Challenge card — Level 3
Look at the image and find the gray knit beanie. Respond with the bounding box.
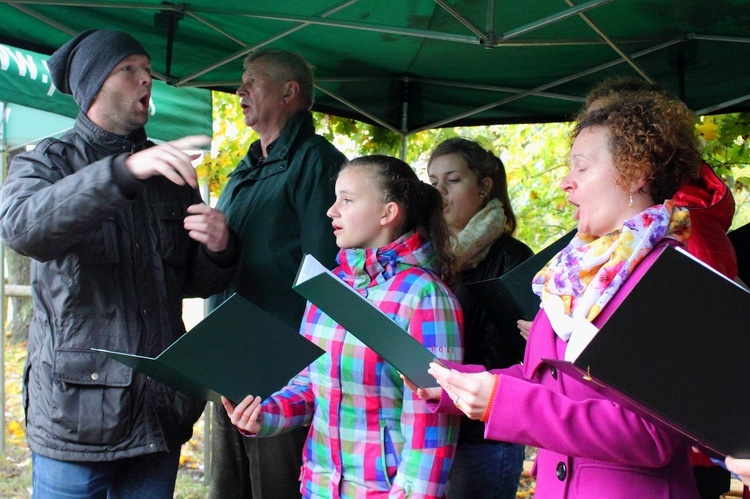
[48,29,150,113]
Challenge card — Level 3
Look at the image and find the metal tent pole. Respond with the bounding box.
[1,101,7,455]
[201,180,212,484]
[400,79,409,161]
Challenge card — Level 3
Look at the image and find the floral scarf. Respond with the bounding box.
[452,198,507,271]
[531,200,691,360]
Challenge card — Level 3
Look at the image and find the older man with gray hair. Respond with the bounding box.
[209,48,346,499]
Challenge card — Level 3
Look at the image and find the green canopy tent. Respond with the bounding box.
[0,0,748,137]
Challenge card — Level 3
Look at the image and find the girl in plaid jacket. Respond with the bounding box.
[223,155,464,498]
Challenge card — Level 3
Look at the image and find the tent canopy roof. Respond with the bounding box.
[2,0,749,134]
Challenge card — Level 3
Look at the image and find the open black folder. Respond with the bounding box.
[93,293,325,405]
[292,254,438,388]
[544,245,750,458]
[467,230,576,324]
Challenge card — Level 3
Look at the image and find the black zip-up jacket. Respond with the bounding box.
[0,112,237,461]
[453,232,533,444]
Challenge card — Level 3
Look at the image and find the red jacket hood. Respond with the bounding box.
[673,162,737,279]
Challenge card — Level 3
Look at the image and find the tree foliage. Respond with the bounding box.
[196,91,750,251]
[696,113,750,228]
[195,92,257,197]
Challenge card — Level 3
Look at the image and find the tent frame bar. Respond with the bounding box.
[315,84,400,134]
[177,1,359,86]
[563,0,653,83]
[413,37,683,133]
[2,0,748,142]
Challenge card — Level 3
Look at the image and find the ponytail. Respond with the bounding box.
[414,181,459,284]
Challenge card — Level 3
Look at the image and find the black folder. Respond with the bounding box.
[467,230,576,323]
[292,253,439,388]
[544,245,750,458]
[94,293,325,405]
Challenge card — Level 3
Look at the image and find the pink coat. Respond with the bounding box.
[434,244,700,498]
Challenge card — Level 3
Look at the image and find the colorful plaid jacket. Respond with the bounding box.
[256,232,463,498]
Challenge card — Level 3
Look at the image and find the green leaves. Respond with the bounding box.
[195,92,257,198]
[196,91,750,243]
[698,113,750,229]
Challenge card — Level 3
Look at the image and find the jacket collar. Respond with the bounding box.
[335,232,438,295]
[265,111,314,162]
[234,111,314,174]
[673,162,734,231]
[74,111,149,154]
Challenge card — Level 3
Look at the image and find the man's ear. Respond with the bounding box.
[381,201,401,227]
[282,81,300,104]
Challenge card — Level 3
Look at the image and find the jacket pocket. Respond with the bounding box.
[51,349,133,445]
[379,420,400,488]
[152,201,188,266]
[74,218,119,264]
[572,462,670,498]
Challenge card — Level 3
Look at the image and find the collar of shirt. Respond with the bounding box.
[249,139,277,169]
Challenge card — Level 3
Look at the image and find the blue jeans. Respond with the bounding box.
[449,441,525,499]
[31,451,181,499]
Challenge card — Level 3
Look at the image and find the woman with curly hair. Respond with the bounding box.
[582,79,738,499]
[409,97,706,498]
[582,76,737,281]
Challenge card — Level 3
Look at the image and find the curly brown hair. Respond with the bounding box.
[580,77,672,115]
[573,99,702,204]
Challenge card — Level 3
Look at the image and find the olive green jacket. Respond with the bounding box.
[211,111,346,329]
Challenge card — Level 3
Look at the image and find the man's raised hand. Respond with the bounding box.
[126,135,211,188]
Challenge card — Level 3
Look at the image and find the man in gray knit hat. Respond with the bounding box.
[0,29,238,497]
